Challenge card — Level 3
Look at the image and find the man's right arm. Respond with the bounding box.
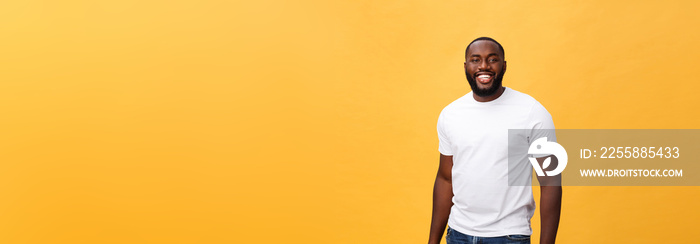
[428,154,454,244]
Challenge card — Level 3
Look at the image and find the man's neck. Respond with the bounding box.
[473,86,506,102]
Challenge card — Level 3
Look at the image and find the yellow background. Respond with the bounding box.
[1,0,699,243]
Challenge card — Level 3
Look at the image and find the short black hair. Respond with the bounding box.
[465,37,505,58]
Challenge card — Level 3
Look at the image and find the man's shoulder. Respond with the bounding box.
[505,88,539,104]
[507,88,554,125]
[440,93,472,113]
[506,88,552,111]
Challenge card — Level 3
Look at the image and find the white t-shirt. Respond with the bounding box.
[437,87,556,237]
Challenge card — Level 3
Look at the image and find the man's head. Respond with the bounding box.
[464,37,507,97]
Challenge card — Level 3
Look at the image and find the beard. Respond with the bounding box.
[466,69,505,97]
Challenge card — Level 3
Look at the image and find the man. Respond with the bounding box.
[428,37,562,244]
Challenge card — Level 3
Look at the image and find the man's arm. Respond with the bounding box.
[428,154,453,244]
[536,157,562,244]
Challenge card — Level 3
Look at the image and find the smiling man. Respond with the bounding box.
[428,37,562,244]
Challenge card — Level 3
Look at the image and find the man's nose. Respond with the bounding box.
[478,60,490,70]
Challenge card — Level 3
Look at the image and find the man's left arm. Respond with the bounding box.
[536,162,562,244]
[530,102,561,243]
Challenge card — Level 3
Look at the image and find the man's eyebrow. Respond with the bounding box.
[469,53,500,58]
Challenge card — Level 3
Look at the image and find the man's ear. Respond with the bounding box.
[503,60,507,73]
[464,61,469,77]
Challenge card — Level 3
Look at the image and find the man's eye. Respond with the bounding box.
[489,59,498,62]
[470,59,480,63]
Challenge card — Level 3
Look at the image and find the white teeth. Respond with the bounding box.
[478,75,490,79]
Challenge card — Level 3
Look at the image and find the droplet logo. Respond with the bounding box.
[528,137,568,176]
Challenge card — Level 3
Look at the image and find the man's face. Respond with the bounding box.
[464,40,507,97]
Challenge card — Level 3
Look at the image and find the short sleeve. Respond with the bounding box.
[528,102,556,144]
[437,110,453,155]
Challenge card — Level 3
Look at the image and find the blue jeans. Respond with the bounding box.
[446,227,530,244]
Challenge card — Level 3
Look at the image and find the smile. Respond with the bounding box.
[476,74,494,84]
